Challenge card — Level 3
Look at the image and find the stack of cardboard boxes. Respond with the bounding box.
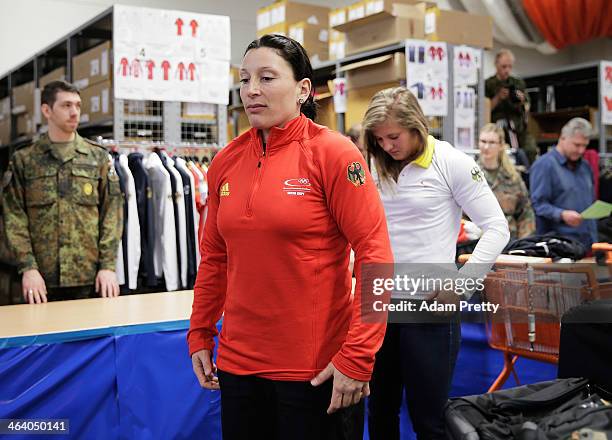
[328,0,493,127]
[12,81,37,137]
[256,1,330,63]
[73,41,112,124]
[39,66,66,90]
[333,0,493,57]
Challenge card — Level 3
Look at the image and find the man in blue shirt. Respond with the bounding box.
[530,118,597,250]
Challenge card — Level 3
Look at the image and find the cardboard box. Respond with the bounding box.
[0,119,10,145]
[329,7,347,27]
[329,30,346,60]
[314,84,337,131]
[12,81,35,115]
[72,41,111,90]
[335,3,425,56]
[0,97,10,118]
[315,96,337,131]
[0,97,11,144]
[425,7,493,49]
[289,21,329,63]
[342,52,406,90]
[345,81,400,128]
[347,0,427,20]
[364,0,428,15]
[257,1,330,37]
[259,22,287,37]
[79,80,112,124]
[15,113,35,136]
[183,102,217,119]
[347,1,366,21]
[39,66,66,90]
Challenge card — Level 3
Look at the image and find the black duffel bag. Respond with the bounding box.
[504,234,586,261]
[445,377,612,440]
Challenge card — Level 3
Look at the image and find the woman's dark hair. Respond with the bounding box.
[245,34,317,121]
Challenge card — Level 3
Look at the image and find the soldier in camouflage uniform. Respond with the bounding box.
[478,123,535,240]
[485,49,537,164]
[1,81,123,303]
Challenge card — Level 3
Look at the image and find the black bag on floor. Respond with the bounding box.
[503,234,586,260]
[445,377,612,440]
[558,300,612,391]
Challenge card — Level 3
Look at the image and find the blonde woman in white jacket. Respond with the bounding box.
[363,87,509,440]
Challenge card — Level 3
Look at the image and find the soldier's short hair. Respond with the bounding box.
[41,80,80,108]
[560,117,592,139]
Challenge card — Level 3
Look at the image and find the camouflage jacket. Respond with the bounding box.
[2,133,123,287]
[479,162,535,240]
[485,75,529,134]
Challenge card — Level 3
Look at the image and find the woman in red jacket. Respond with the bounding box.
[188,35,393,439]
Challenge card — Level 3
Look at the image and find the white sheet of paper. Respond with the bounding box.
[113,5,230,104]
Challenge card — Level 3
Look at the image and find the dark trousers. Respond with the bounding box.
[218,369,364,440]
[368,322,461,440]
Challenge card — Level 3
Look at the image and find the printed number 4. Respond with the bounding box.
[140,48,146,58]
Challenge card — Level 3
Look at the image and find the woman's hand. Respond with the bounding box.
[311,362,369,414]
[191,349,220,390]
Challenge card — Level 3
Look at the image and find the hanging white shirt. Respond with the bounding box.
[118,154,141,290]
[114,156,125,287]
[163,153,188,290]
[144,153,179,291]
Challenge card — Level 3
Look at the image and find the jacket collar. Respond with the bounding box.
[412,135,436,168]
[38,132,88,153]
[248,114,308,153]
[38,132,89,162]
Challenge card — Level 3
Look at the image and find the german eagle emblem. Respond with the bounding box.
[471,166,484,183]
[347,162,366,187]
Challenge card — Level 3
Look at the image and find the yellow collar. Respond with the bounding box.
[412,135,435,168]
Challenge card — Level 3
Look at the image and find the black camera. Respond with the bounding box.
[508,84,521,104]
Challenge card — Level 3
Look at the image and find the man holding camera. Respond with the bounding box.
[486,49,537,164]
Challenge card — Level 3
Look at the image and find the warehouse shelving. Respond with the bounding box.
[525,61,611,156]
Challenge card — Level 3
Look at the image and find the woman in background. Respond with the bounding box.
[478,123,535,239]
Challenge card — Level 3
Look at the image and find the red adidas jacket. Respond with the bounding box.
[188,114,393,382]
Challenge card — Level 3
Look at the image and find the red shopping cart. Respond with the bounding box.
[483,261,612,392]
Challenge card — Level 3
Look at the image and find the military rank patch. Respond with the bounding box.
[471,166,484,183]
[347,162,366,187]
[83,182,93,195]
[1,170,12,189]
